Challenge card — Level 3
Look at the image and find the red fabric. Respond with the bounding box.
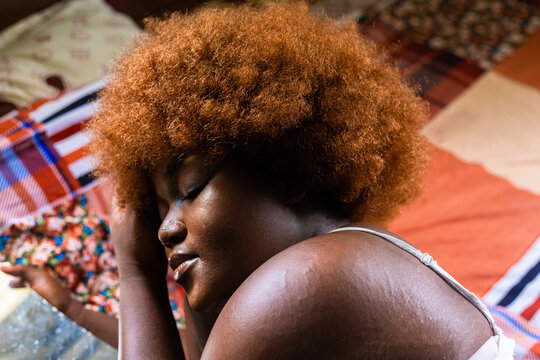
[389,149,540,297]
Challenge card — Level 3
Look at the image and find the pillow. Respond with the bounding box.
[0,0,139,107]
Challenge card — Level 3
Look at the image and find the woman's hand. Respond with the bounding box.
[109,196,184,358]
[0,265,73,313]
[1,264,120,348]
[109,194,167,279]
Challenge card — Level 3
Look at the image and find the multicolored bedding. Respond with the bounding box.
[0,80,102,228]
[359,2,540,357]
[1,0,539,357]
[1,196,118,314]
[0,194,186,329]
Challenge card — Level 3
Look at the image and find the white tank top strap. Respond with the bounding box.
[329,226,502,337]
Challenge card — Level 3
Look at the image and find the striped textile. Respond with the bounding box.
[0,80,104,229]
[0,115,81,228]
[488,305,540,359]
[484,237,540,330]
[27,80,104,188]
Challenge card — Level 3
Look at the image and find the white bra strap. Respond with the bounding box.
[329,226,501,336]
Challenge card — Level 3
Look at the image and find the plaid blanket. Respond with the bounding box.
[0,114,81,227]
[489,305,540,358]
[0,81,103,229]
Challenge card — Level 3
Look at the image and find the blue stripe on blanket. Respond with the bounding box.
[41,91,99,124]
[489,305,540,341]
[0,147,30,185]
[33,132,57,165]
[498,260,540,307]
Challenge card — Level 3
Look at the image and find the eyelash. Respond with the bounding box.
[179,180,208,203]
[158,184,203,217]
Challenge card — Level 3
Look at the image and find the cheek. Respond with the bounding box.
[189,173,292,260]
[201,197,287,260]
[192,180,244,229]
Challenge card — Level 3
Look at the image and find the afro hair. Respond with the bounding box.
[87,1,428,224]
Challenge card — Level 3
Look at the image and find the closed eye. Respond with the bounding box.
[156,180,208,220]
[181,177,211,202]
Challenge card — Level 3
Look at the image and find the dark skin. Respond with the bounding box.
[112,155,493,359]
[0,264,119,348]
[0,264,206,353]
[0,259,208,355]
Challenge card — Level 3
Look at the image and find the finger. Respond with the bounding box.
[0,264,25,276]
[0,264,42,283]
[8,278,27,288]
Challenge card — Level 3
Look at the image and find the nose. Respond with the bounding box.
[158,209,187,249]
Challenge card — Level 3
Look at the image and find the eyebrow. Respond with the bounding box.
[165,155,185,177]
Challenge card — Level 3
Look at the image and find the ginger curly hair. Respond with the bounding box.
[87,1,428,224]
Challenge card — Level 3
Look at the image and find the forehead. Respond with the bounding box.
[152,155,204,188]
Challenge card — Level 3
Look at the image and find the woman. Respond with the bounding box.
[88,2,514,359]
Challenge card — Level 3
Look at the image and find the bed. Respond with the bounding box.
[1,0,540,358]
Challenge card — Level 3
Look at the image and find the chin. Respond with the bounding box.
[186,286,226,314]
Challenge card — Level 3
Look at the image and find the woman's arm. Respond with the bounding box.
[0,265,119,348]
[179,293,219,360]
[63,296,119,348]
[109,197,185,359]
[117,260,184,358]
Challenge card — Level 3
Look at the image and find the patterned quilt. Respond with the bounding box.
[1,0,540,357]
[359,1,540,358]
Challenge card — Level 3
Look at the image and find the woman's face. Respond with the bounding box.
[152,156,301,313]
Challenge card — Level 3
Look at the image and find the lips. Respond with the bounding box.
[168,252,198,282]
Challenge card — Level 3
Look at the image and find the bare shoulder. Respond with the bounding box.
[202,226,492,359]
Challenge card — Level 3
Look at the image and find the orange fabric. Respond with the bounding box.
[63,146,88,165]
[530,342,540,356]
[389,148,540,296]
[8,126,33,144]
[32,166,67,203]
[0,118,18,133]
[496,29,540,91]
[522,297,540,321]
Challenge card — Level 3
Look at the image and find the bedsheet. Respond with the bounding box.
[0,80,103,230]
[1,1,540,357]
[358,3,540,358]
